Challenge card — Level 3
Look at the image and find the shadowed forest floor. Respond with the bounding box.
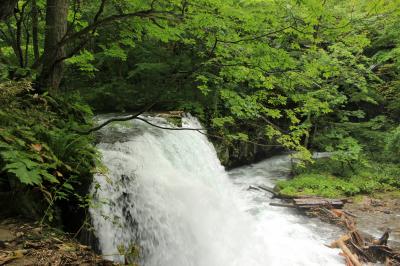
[0,219,114,266]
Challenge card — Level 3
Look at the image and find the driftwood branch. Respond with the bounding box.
[331,235,362,266]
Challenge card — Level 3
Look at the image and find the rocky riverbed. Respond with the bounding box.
[343,193,400,250]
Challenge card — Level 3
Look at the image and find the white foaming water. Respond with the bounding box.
[90,115,343,266]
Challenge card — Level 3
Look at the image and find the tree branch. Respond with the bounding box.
[83,107,283,148]
[83,102,157,134]
[32,7,175,69]
[60,9,172,47]
[93,0,107,23]
[208,37,218,57]
[130,118,283,148]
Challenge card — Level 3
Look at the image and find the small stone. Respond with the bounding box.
[16,232,24,238]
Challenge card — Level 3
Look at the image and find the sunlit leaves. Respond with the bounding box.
[66,50,98,75]
[99,43,128,61]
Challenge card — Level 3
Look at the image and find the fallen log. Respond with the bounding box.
[252,186,339,203]
[259,192,345,211]
[330,235,362,266]
[248,185,281,198]
[269,202,296,208]
[326,210,400,265]
[343,210,358,218]
[248,185,260,191]
[270,197,344,210]
[258,188,400,264]
[258,187,400,265]
[257,185,278,197]
[293,198,344,209]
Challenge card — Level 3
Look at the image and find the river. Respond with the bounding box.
[90,114,344,266]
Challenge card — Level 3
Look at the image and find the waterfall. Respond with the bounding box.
[90,115,343,266]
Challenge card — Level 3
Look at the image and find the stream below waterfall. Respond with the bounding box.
[90,114,344,266]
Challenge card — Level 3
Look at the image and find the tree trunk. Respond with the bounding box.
[15,4,25,67]
[31,0,40,61]
[39,0,68,92]
[0,0,18,21]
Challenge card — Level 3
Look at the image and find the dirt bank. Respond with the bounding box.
[0,219,114,266]
[344,193,400,250]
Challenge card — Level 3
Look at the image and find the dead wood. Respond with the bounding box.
[330,235,362,266]
[257,185,278,197]
[324,209,400,265]
[293,198,344,209]
[269,202,296,208]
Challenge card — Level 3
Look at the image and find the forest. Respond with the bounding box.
[0,0,399,265]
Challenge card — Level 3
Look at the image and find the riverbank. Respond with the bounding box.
[344,193,400,250]
[273,156,400,251]
[265,191,400,264]
[0,218,114,266]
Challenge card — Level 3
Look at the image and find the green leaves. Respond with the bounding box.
[211,116,234,128]
[385,126,400,162]
[329,137,364,165]
[65,50,98,75]
[4,161,41,185]
[0,148,59,185]
[99,44,128,61]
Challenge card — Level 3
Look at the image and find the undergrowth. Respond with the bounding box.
[277,158,400,198]
[0,80,98,225]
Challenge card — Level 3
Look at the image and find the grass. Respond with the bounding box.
[277,158,400,198]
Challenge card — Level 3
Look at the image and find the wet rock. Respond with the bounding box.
[213,139,283,168]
